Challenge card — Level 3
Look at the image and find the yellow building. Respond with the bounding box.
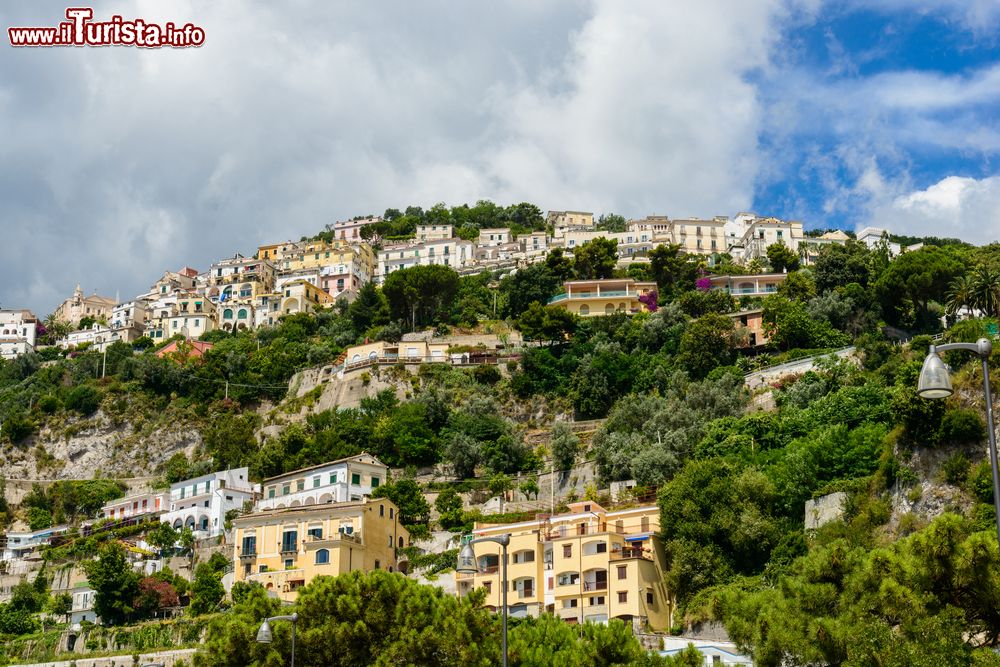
[343,339,450,370]
[456,501,672,631]
[670,217,729,255]
[257,239,376,282]
[547,279,657,317]
[52,285,117,326]
[233,498,409,602]
[278,279,335,315]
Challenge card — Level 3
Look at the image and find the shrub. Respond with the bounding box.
[941,452,970,486]
[36,394,61,415]
[65,385,102,415]
[472,364,501,385]
[939,408,986,444]
[2,411,33,444]
[968,461,996,504]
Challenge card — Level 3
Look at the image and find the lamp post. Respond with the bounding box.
[456,534,511,667]
[257,612,299,667]
[918,338,999,548]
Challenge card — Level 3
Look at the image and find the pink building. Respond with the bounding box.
[101,491,171,521]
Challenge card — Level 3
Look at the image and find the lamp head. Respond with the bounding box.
[256,619,272,643]
[456,543,478,574]
[918,346,953,399]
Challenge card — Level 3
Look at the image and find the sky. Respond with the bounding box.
[1,0,999,315]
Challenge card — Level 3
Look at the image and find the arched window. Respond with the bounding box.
[579,304,590,316]
[605,304,615,314]
[315,549,330,565]
[237,309,248,319]
[223,308,233,319]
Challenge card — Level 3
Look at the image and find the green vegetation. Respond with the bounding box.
[2,213,1000,663]
[195,570,694,666]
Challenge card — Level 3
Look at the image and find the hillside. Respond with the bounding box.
[0,237,999,665]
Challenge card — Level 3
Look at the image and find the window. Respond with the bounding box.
[389,508,394,519]
[268,487,275,499]
[315,549,330,565]
[328,473,337,485]
[307,527,323,540]
[284,559,294,569]
[617,591,628,603]
[646,590,654,604]
[241,535,256,555]
[297,480,305,492]
[617,565,627,580]
[313,476,321,488]
[379,505,384,517]
[375,560,380,570]
[282,484,291,496]
[281,530,298,552]
[371,477,380,489]
[588,596,605,606]
[258,565,267,573]
[595,542,607,553]
[563,544,572,558]
[351,473,361,485]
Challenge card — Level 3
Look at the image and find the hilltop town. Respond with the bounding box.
[0,202,996,666]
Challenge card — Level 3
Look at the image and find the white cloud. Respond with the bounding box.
[866,175,1000,244]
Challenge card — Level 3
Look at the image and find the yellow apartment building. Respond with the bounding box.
[670,217,729,256]
[547,279,657,317]
[278,279,335,315]
[257,239,376,279]
[455,501,673,632]
[233,498,409,602]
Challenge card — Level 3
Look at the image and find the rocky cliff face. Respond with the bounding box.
[0,408,203,485]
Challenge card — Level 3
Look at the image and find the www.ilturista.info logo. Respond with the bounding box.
[8,7,205,48]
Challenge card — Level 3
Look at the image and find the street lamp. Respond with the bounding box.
[457,533,511,667]
[257,612,299,667]
[918,338,1000,547]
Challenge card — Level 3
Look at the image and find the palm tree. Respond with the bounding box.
[946,274,976,316]
[972,265,1000,318]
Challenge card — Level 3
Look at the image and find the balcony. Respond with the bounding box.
[547,290,634,304]
[610,547,653,561]
[239,551,257,560]
[583,581,607,592]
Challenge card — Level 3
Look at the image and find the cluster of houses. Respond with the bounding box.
[0,452,681,633]
[1,207,907,359]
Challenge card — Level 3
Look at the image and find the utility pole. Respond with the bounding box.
[101,346,107,378]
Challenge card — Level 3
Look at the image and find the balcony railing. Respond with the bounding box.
[609,547,653,561]
[239,551,257,559]
[583,581,607,592]
[548,290,635,304]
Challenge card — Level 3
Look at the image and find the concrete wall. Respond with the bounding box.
[805,492,848,530]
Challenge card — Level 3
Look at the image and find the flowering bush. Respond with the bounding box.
[638,290,659,312]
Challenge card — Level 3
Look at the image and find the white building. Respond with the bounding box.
[2,525,70,562]
[59,323,115,352]
[516,231,550,258]
[70,583,97,625]
[477,228,511,247]
[161,468,257,539]
[0,310,38,359]
[101,490,171,521]
[376,238,475,282]
[256,453,388,511]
